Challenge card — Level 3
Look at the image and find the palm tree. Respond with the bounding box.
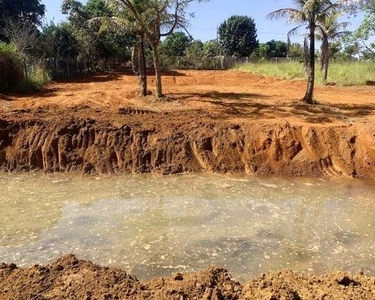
[316,13,350,84]
[268,0,340,104]
[90,0,149,96]
[108,0,200,99]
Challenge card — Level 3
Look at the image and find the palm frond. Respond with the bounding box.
[267,8,305,23]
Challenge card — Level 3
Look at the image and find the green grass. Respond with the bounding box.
[234,60,375,86]
[28,65,51,91]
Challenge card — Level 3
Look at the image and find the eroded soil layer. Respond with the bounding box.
[1,112,375,177]
[0,70,374,177]
[1,255,374,300]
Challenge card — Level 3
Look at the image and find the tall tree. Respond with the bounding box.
[62,0,134,74]
[351,2,375,55]
[218,15,259,58]
[316,13,350,83]
[0,0,45,42]
[268,0,341,104]
[108,0,206,98]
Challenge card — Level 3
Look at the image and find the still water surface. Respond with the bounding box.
[1,173,375,281]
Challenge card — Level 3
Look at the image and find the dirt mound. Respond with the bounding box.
[1,255,374,299]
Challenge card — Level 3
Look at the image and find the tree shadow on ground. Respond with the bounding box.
[171,91,375,123]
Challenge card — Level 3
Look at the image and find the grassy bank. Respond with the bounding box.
[234,61,375,86]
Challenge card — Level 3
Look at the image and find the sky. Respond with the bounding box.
[42,0,365,43]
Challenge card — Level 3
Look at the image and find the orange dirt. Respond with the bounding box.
[1,71,375,298]
[0,70,374,177]
[1,255,374,300]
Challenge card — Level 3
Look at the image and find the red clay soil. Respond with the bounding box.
[0,70,374,177]
[1,72,375,299]
[1,255,374,300]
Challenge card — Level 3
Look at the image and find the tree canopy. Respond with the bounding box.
[161,32,192,57]
[0,0,45,42]
[218,15,258,57]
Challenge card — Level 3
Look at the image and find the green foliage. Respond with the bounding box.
[54,23,79,60]
[353,4,375,40]
[266,40,288,57]
[234,61,375,86]
[252,40,288,59]
[288,43,304,61]
[28,65,51,90]
[0,42,49,93]
[0,0,45,41]
[61,0,134,67]
[161,32,192,56]
[185,40,204,58]
[218,15,258,57]
[0,43,24,92]
[203,40,219,57]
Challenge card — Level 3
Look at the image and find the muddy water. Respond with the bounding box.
[1,174,375,281]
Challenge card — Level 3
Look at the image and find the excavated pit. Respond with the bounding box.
[0,116,375,178]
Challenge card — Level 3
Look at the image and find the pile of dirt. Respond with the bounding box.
[1,255,374,299]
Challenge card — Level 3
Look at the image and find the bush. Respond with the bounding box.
[0,43,25,93]
[29,64,51,90]
[0,42,50,93]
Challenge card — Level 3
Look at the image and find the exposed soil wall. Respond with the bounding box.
[1,255,374,300]
[1,116,375,178]
[1,70,374,178]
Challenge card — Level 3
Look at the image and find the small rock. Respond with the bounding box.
[173,273,184,281]
[54,264,64,271]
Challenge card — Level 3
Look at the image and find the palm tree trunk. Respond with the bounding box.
[323,57,329,84]
[151,43,163,98]
[303,23,315,104]
[321,37,329,84]
[139,34,147,97]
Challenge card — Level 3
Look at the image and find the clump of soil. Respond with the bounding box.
[1,255,374,300]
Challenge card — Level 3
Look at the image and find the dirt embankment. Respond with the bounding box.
[0,114,375,177]
[1,255,374,300]
[0,70,374,178]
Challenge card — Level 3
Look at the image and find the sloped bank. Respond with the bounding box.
[0,115,375,178]
[0,255,374,300]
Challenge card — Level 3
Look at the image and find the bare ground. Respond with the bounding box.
[0,70,374,177]
[1,255,374,300]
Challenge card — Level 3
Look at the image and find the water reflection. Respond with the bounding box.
[0,173,374,281]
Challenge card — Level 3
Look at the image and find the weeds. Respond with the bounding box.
[234,60,375,86]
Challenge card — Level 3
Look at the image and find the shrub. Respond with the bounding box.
[0,43,25,93]
[29,64,51,90]
[0,42,50,93]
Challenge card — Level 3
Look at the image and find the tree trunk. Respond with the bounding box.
[151,43,163,98]
[131,42,140,75]
[24,60,28,85]
[323,60,328,84]
[322,38,330,84]
[303,23,315,104]
[66,60,70,77]
[139,34,148,97]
